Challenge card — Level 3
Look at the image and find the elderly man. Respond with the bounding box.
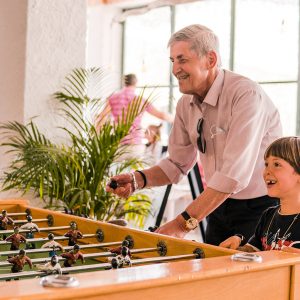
[106,24,282,246]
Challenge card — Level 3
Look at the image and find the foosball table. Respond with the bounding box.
[0,199,299,300]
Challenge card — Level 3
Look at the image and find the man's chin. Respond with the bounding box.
[178,86,191,95]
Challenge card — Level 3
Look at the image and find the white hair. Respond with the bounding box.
[168,24,221,66]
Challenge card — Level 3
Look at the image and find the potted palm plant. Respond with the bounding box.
[0,68,152,227]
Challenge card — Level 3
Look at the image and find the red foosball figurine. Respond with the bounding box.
[5,226,26,251]
[0,210,14,240]
[110,239,131,257]
[61,244,84,267]
[111,245,132,269]
[64,222,83,246]
[7,249,32,274]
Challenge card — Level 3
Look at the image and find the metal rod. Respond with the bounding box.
[131,247,159,254]
[13,219,48,224]
[7,211,64,217]
[0,252,115,268]
[0,226,70,235]
[0,242,122,256]
[0,252,200,280]
[0,233,99,245]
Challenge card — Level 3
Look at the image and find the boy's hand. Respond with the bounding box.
[219,236,241,250]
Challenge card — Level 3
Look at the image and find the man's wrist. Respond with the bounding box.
[175,214,189,233]
[134,171,145,190]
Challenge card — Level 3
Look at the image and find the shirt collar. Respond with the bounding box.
[189,69,224,106]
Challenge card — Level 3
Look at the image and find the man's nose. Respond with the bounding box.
[172,62,181,75]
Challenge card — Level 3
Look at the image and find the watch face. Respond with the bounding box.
[186,218,198,230]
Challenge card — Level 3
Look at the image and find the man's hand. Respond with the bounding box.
[106,173,134,198]
[155,219,187,239]
[219,236,241,250]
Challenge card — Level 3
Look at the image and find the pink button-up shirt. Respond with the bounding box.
[158,69,282,199]
[109,87,153,144]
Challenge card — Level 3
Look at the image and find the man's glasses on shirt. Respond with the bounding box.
[197,118,206,153]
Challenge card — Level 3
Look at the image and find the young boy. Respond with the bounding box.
[220,137,300,253]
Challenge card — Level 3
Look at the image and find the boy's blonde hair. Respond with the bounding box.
[264,136,300,174]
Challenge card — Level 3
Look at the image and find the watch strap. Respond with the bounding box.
[234,234,247,246]
[181,211,191,221]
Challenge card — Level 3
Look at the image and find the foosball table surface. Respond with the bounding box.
[0,199,299,300]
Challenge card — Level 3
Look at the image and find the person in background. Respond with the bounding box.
[106,24,282,246]
[96,74,173,157]
[220,137,300,253]
[144,123,163,164]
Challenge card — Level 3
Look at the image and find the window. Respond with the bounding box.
[123,0,299,135]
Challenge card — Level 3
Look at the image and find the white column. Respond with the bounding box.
[0,0,87,199]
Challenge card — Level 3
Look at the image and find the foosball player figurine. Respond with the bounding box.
[0,210,14,240]
[7,249,32,278]
[64,222,83,246]
[35,255,62,275]
[20,215,40,249]
[110,239,131,256]
[61,244,84,267]
[5,226,26,250]
[41,233,64,257]
[111,245,132,269]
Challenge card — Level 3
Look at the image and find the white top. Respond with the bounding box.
[20,222,39,231]
[36,262,62,274]
[41,241,62,249]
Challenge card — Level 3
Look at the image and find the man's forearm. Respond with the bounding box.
[135,166,171,189]
[183,187,231,222]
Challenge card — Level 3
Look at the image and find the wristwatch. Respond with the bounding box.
[234,234,247,246]
[181,211,198,230]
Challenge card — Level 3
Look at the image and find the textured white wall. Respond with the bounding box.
[0,0,87,200]
[0,0,28,198]
[25,0,87,141]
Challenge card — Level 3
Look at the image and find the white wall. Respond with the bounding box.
[0,1,28,199]
[25,0,87,141]
[0,0,87,200]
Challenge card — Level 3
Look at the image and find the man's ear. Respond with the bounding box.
[207,51,218,68]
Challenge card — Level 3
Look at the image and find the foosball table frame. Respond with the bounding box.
[0,199,299,300]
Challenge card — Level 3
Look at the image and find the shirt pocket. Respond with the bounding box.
[211,125,227,170]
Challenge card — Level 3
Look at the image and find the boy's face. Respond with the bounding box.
[263,155,300,199]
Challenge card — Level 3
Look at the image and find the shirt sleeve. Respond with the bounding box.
[158,98,198,183]
[208,87,274,194]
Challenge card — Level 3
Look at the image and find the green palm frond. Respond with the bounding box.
[0,67,153,227]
